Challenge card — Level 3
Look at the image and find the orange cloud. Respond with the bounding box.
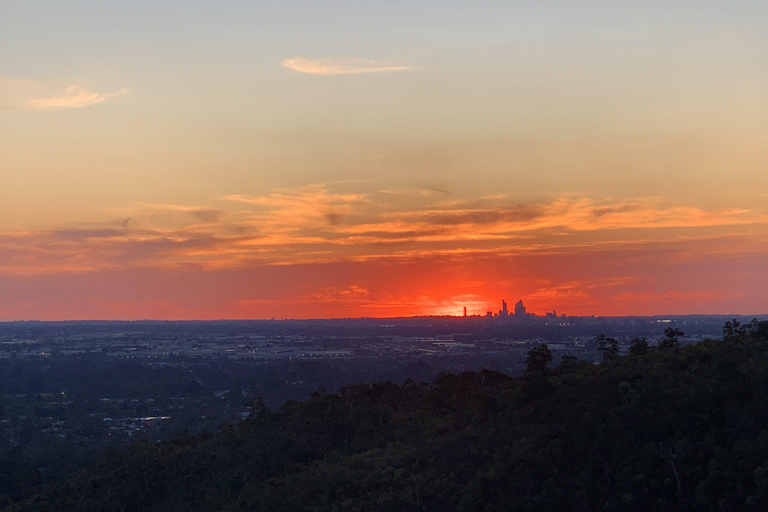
[1,185,767,278]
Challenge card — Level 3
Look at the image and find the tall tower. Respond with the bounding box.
[501,300,509,316]
[514,299,526,316]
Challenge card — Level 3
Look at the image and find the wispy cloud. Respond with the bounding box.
[2,185,767,276]
[282,57,413,75]
[223,185,369,230]
[27,85,129,109]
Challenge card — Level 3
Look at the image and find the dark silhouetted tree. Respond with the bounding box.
[558,355,578,370]
[723,318,759,341]
[659,328,684,350]
[521,344,554,402]
[628,337,650,356]
[525,344,552,375]
[595,334,619,361]
[758,321,768,340]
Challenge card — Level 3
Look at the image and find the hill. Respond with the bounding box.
[19,321,768,511]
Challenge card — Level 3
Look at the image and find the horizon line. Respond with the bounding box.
[1,313,766,323]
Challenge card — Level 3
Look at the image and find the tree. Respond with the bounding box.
[521,344,554,402]
[628,337,650,356]
[659,328,684,350]
[723,318,759,341]
[558,355,579,370]
[525,344,552,375]
[595,334,619,361]
[758,321,768,340]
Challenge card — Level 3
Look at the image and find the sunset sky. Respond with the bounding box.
[1,1,767,319]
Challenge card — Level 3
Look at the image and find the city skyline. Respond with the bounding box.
[2,1,767,320]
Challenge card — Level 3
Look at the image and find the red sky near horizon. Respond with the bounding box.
[2,2,767,320]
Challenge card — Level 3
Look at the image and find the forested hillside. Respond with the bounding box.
[18,321,768,512]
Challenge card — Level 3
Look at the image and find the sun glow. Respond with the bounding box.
[3,1,767,319]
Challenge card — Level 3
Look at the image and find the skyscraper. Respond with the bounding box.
[514,300,526,316]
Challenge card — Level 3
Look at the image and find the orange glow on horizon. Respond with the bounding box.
[2,240,765,321]
[4,2,768,321]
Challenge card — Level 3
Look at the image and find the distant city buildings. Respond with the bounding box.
[476,299,569,320]
[485,299,535,320]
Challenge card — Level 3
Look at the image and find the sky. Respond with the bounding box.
[1,0,767,319]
